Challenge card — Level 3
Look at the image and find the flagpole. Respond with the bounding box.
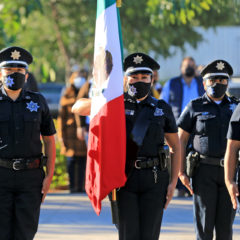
[111,189,119,225]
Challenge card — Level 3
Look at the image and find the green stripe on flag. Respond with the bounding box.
[97,0,116,18]
[117,8,123,68]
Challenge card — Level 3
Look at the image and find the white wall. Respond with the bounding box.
[158,26,240,82]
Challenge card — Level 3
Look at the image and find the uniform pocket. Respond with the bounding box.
[24,114,40,141]
[0,116,9,150]
[196,114,216,135]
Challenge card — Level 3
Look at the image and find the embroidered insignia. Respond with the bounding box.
[154,108,164,116]
[11,50,21,60]
[229,103,237,112]
[128,85,137,97]
[125,109,135,116]
[5,76,14,87]
[26,101,40,112]
[216,61,225,71]
[202,112,209,115]
[133,55,143,64]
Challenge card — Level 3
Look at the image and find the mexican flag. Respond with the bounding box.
[86,0,127,215]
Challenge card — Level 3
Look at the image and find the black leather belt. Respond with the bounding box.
[0,157,46,170]
[200,155,224,167]
[134,157,166,170]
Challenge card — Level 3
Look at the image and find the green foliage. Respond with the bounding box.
[0,0,239,82]
[50,140,69,189]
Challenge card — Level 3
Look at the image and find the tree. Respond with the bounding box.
[0,0,239,82]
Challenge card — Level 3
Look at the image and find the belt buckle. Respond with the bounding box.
[220,159,224,167]
[135,160,141,169]
[13,159,22,170]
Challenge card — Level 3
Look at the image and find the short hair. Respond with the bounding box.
[181,56,195,67]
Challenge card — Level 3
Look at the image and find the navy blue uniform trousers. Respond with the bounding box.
[0,167,44,240]
[192,164,235,240]
[117,167,169,240]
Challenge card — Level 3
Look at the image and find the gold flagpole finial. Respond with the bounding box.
[116,0,122,7]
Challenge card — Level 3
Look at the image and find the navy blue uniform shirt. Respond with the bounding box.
[0,87,56,158]
[227,102,240,141]
[177,93,238,158]
[124,93,177,158]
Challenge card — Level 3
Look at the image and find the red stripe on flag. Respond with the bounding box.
[85,94,127,215]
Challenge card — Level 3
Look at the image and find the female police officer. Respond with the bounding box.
[177,60,238,240]
[72,52,180,240]
[0,46,56,240]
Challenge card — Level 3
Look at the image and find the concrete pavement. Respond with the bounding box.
[35,191,240,240]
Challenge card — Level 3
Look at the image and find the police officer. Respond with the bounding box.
[72,52,180,240]
[0,46,56,240]
[118,53,181,240]
[177,59,238,240]
[225,103,240,210]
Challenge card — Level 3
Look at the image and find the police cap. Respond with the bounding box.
[0,46,33,69]
[201,59,233,81]
[123,52,160,76]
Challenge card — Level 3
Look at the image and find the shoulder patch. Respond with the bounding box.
[154,108,164,116]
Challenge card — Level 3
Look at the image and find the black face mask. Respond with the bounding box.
[185,66,195,77]
[128,82,151,99]
[2,72,25,90]
[206,83,227,98]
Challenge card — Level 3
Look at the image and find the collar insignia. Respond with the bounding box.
[154,108,164,116]
[26,101,40,112]
[133,55,143,64]
[11,50,21,60]
[5,76,14,87]
[202,112,209,115]
[216,61,225,70]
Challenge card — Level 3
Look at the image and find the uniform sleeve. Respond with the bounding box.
[39,94,56,136]
[177,102,194,133]
[160,80,170,103]
[163,101,178,133]
[227,103,240,141]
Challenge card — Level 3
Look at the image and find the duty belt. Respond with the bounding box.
[0,157,47,170]
[200,155,224,167]
[134,157,167,170]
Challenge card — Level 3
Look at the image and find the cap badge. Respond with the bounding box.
[216,61,225,71]
[5,76,14,87]
[133,55,143,64]
[11,50,21,60]
[26,101,40,112]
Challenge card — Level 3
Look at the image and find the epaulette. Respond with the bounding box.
[191,96,203,103]
[228,95,239,103]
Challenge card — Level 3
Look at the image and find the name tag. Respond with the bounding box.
[125,109,135,116]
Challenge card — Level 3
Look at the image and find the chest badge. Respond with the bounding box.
[154,108,164,116]
[26,101,40,112]
[229,103,237,112]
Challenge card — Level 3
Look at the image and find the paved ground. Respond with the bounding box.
[35,191,240,240]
